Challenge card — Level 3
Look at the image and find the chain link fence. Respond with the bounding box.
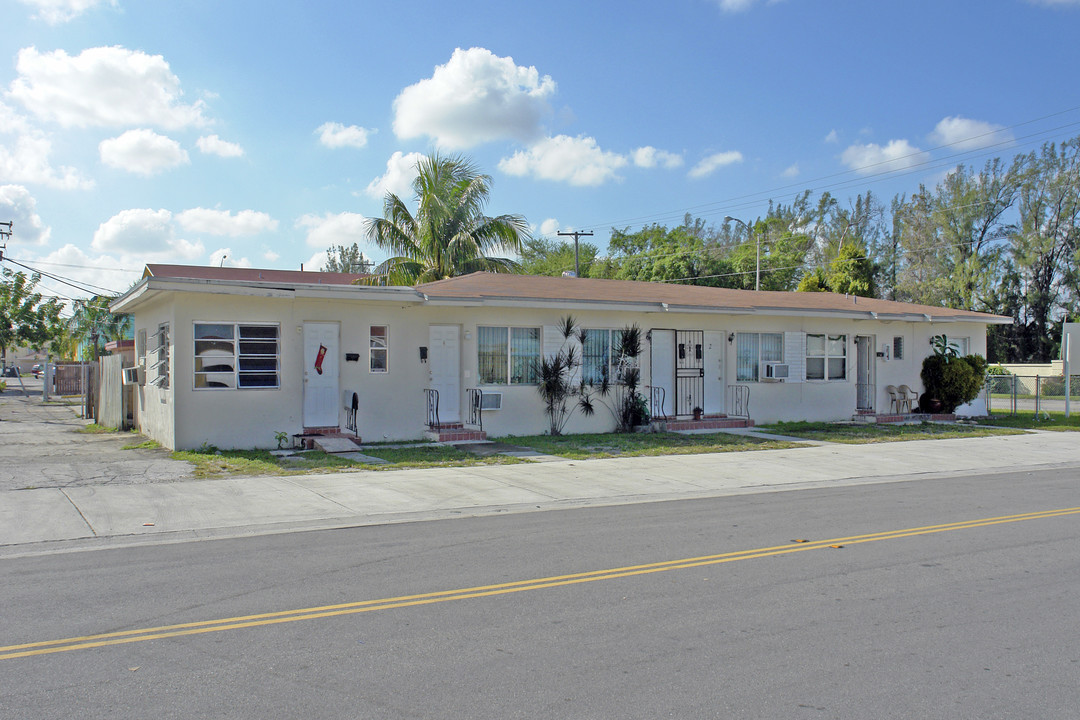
[986,373,1080,415]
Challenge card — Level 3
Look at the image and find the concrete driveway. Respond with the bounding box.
[0,383,192,491]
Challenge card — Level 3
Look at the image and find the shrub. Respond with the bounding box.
[986,365,1011,376]
[1040,376,1066,397]
[921,353,987,413]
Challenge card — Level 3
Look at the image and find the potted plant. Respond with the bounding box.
[692,406,703,421]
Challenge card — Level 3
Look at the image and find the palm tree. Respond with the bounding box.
[69,295,131,360]
[364,153,529,285]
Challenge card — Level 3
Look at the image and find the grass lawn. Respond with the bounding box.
[498,431,800,460]
[979,412,1080,431]
[170,446,525,478]
[758,421,1027,444]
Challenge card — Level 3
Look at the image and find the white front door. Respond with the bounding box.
[703,331,725,415]
[428,325,460,423]
[650,329,675,419]
[303,322,339,427]
[855,335,874,411]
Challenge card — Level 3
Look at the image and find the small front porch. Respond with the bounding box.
[852,410,958,424]
[650,413,754,432]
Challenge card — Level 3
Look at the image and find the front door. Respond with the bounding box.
[303,322,339,427]
[675,330,705,416]
[703,331,725,415]
[649,329,675,419]
[855,335,874,411]
[428,325,460,423]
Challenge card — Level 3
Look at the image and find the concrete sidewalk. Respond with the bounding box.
[2,428,1078,557]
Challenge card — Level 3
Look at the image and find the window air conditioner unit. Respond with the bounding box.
[476,391,502,410]
[122,366,145,386]
[761,362,790,381]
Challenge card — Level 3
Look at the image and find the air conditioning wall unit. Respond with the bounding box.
[122,365,145,386]
[476,391,503,410]
[761,362,790,381]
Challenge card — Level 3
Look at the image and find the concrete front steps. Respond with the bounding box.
[424,423,487,443]
[852,412,957,424]
[651,414,753,432]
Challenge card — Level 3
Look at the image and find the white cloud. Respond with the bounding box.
[91,208,204,260]
[296,212,368,249]
[196,134,244,158]
[930,116,1013,151]
[840,139,931,174]
[0,101,93,189]
[364,150,424,199]
[499,135,627,186]
[99,129,189,175]
[16,0,114,24]
[824,129,839,144]
[688,150,743,179]
[262,248,280,262]
[715,0,758,11]
[176,208,278,236]
[539,218,561,236]
[0,185,50,245]
[316,122,372,149]
[1026,0,1080,6]
[303,251,329,272]
[781,163,799,178]
[1,130,92,189]
[393,47,556,149]
[631,146,684,169]
[10,46,209,129]
[208,248,252,268]
[37,244,141,298]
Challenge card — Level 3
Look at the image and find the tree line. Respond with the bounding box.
[521,136,1080,364]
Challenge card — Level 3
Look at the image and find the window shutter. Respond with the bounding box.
[784,331,806,383]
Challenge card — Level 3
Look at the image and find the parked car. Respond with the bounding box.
[2,366,20,377]
[32,364,43,378]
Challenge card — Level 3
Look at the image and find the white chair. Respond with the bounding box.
[898,385,918,414]
[885,385,901,414]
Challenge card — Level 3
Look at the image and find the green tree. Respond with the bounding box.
[1011,138,1080,362]
[601,215,732,286]
[519,236,599,277]
[69,295,132,360]
[324,243,372,274]
[0,270,63,368]
[364,153,529,285]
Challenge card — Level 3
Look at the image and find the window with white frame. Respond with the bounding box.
[949,336,970,356]
[478,326,540,384]
[150,323,169,388]
[806,333,847,380]
[736,332,783,381]
[136,329,147,366]
[194,323,279,389]
[369,325,387,372]
[582,328,638,384]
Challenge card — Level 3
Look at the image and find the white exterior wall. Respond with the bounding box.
[131,290,997,449]
[131,296,176,449]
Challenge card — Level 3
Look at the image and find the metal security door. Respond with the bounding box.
[675,330,704,416]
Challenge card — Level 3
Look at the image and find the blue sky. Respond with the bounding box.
[1,0,1079,302]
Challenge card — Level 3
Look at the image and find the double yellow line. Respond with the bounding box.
[3,506,1077,661]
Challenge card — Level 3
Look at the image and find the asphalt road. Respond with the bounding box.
[2,467,1079,719]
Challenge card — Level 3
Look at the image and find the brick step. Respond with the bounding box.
[852,412,958,424]
[426,429,487,442]
[655,418,752,431]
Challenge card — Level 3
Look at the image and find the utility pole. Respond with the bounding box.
[557,230,593,277]
[0,220,11,261]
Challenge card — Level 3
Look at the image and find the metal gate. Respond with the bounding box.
[675,330,704,416]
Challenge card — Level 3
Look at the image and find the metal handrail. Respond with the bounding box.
[467,388,483,432]
[727,384,750,420]
[649,386,667,420]
[424,388,440,429]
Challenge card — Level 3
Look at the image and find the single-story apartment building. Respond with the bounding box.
[110,264,1011,450]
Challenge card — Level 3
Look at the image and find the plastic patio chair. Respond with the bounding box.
[898,385,918,414]
[885,385,901,414]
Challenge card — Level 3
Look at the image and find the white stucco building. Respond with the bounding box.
[110,265,1009,450]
